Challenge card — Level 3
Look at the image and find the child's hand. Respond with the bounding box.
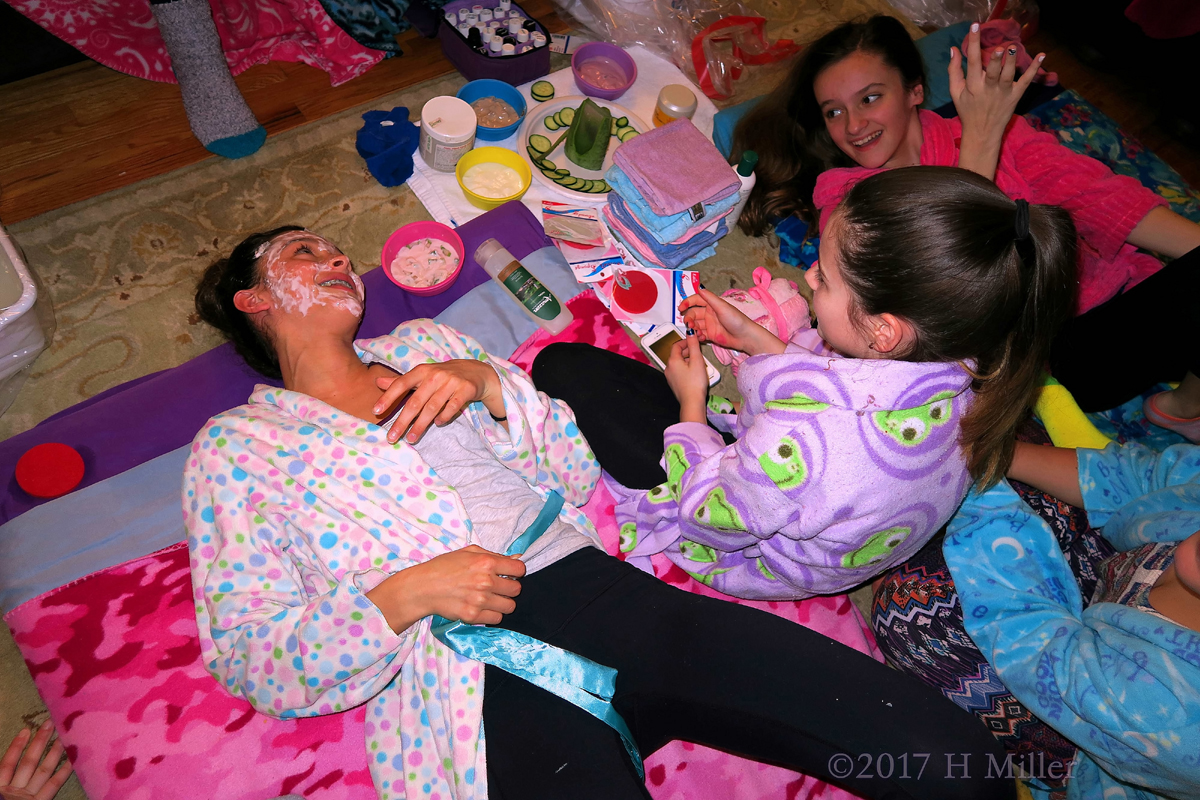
[664,332,709,424]
[680,288,785,357]
[0,720,72,800]
[950,23,1044,181]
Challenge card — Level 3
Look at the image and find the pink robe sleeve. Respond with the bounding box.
[998,115,1167,262]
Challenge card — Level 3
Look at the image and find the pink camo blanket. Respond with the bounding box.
[5,291,879,800]
[8,0,382,87]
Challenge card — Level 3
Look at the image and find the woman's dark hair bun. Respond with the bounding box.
[194,226,304,379]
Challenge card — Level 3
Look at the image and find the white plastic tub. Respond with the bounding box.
[0,223,54,418]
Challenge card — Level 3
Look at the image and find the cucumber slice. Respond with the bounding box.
[544,117,560,131]
[599,180,612,192]
[585,180,605,194]
[553,173,576,186]
[618,128,639,142]
[540,167,560,178]
[610,118,618,136]
[559,107,575,126]
[570,177,589,190]
[529,134,552,154]
[552,111,564,127]
[539,158,556,171]
[575,179,595,192]
[616,116,628,127]
[526,144,543,162]
[554,168,570,178]
[614,126,631,138]
[530,81,555,101]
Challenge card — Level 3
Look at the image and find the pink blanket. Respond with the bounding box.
[5,292,878,800]
[9,0,382,86]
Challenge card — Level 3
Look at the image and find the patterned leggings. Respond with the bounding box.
[870,422,1114,795]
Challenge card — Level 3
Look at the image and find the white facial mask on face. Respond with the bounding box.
[259,231,365,317]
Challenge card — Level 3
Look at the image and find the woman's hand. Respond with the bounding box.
[374,359,506,444]
[664,332,710,424]
[368,545,527,633]
[680,288,785,357]
[0,721,72,800]
[950,23,1045,181]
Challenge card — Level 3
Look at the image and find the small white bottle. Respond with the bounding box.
[475,239,573,334]
[726,150,758,231]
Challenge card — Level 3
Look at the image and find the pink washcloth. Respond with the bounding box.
[709,267,811,376]
[612,118,740,216]
[964,19,1057,86]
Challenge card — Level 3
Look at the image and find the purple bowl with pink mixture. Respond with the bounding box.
[571,42,637,101]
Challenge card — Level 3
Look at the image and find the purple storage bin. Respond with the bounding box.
[438,0,551,86]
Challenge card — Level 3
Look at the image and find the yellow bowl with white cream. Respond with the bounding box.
[455,146,532,210]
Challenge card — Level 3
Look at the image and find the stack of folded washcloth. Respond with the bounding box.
[602,118,740,270]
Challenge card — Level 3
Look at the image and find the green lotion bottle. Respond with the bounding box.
[474,238,573,335]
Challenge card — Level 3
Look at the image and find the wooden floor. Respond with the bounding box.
[0,0,565,224]
[0,18,1197,226]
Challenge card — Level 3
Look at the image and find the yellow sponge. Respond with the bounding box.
[1033,376,1112,450]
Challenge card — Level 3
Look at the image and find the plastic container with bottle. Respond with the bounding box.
[474,238,573,334]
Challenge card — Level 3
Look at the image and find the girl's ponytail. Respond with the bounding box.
[961,200,1077,487]
[835,167,1077,488]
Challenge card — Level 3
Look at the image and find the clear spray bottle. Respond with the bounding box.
[474,238,573,334]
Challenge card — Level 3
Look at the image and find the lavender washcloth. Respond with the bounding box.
[612,118,739,216]
[606,165,739,243]
[606,195,726,268]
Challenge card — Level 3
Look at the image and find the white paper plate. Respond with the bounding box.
[518,95,649,201]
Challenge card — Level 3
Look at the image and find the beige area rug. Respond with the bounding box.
[1,4,914,797]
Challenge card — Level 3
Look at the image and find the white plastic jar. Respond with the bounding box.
[419,96,477,173]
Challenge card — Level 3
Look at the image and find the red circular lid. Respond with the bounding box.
[612,270,658,315]
[15,443,86,499]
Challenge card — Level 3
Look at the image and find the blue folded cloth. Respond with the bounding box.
[608,193,727,269]
[775,215,819,269]
[606,220,718,271]
[605,165,739,243]
[356,107,420,187]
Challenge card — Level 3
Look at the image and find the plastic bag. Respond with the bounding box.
[0,224,55,419]
[548,0,797,99]
[885,0,1037,31]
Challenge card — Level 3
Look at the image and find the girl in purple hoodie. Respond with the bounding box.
[534,166,1078,599]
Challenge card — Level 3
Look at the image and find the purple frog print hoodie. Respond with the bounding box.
[612,327,974,599]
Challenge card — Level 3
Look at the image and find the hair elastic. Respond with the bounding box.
[1013,199,1035,271]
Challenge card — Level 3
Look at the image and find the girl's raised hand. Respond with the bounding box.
[950,23,1044,180]
[374,359,506,444]
[680,288,784,357]
[664,332,709,424]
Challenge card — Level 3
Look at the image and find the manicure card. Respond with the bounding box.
[602,266,699,327]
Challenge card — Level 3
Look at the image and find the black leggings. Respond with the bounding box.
[1051,245,1200,411]
[531,342,722,489]
[484,548,1014,800]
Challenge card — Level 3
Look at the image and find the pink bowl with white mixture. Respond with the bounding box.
[381,221,466,296]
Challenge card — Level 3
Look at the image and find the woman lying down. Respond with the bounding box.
[184,226,1011,800]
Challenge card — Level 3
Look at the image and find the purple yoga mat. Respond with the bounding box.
[0,201,551,527]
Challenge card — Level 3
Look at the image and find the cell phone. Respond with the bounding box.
[640,325,721,387]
